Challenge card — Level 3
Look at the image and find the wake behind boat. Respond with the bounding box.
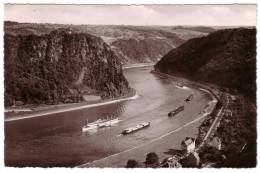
[82,116,119,132]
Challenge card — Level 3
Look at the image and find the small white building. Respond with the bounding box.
[181,137,196,153]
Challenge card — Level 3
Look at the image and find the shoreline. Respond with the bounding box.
[151,70,222,100]
[4,63,156,121]
[122,62,155,69]
[5,91,139,122]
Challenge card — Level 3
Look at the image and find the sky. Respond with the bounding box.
[4,4,256,26]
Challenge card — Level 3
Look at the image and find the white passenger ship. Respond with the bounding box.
[82,116,119,132]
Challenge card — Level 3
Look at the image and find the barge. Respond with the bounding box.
[121,122,150,135]
[168,105,184,117]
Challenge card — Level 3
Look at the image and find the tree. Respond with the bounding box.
[145,152,159,167]
[125,159,138,168]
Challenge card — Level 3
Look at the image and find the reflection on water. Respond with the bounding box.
[5,66,212,167]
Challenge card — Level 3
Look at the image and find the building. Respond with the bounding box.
[181,137,196,153]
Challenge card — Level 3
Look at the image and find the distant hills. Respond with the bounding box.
[79,25,215,64]
[4,21,215,65]
[155,28,256,100]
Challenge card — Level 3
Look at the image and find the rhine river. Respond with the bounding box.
[5,66,212,167]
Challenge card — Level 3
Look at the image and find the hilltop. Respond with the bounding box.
[155,28,256,101]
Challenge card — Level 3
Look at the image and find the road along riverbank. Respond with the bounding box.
[5,91,139,122]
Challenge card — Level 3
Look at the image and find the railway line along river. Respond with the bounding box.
[5,66,214,167]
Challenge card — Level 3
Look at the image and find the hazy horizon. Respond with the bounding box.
[4,4,256,26]
[4,20,256,27]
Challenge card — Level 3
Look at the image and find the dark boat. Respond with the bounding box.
[185,94,193,102]
[121,122,150,135]
[168,105,184,117]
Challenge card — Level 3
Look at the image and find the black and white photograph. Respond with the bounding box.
[1,1,258,170]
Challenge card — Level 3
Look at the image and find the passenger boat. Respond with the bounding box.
[82,116,119,132]
[121,122,150,135]
[168,105,184,117]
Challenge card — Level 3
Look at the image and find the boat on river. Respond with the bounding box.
[82,116,119,132]
[121,122,150,135]
[168,105,184,117]
[185,94,193,102]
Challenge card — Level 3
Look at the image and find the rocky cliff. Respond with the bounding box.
[5,22,214,65]
[155,28,256,100]
[4,29,131,106]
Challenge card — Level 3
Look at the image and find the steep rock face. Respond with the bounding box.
[5,22,213,65]
[4,29,131,106]
[155,28,256,100]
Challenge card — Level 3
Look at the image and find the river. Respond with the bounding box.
[5,66,212,167]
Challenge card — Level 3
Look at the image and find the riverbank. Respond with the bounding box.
[5,63,157,121]
[151,70,222,100]
[5,90,139,122]
[5,63,156,114]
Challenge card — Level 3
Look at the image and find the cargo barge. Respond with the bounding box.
[168,105,184,117]
[121,122,150,135]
